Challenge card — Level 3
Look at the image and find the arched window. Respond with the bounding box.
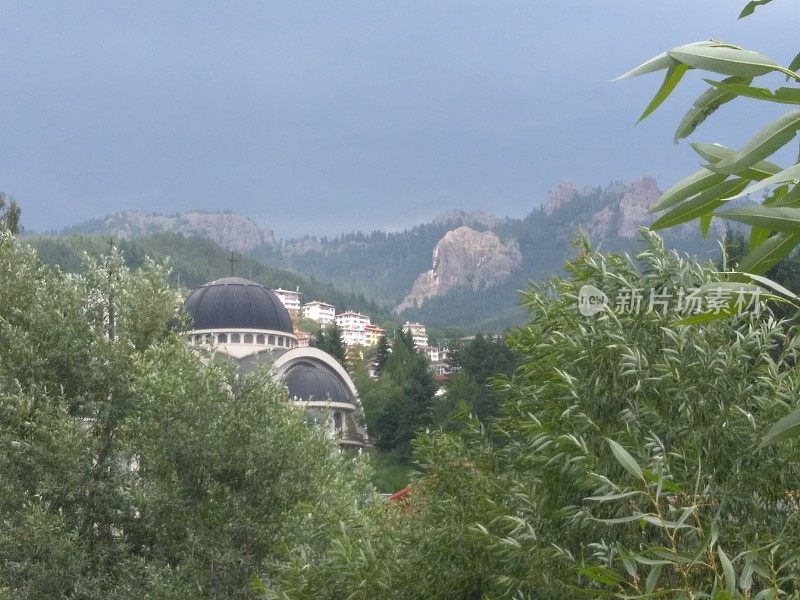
[244,333,253,344]
[204,334,213,345]
[194,334,202,344]
[217,333,228,343]
[230,333,241,344]
[333,411,343,431]
[278,337,285,347]
[268,335,276,346]
[256,334,265,344]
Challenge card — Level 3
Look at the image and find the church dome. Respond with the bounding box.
[284,363,351,404]
[184,277,294,334]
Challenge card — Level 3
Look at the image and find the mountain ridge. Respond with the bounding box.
[49,175,723,332]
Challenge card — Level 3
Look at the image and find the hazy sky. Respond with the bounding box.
[1,1,797,237]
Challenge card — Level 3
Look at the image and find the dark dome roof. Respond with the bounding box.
[184,277,294,333]
[284,363,351,404]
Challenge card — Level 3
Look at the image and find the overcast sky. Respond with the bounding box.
[1,1,797,237]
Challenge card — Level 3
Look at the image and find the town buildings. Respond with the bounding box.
[302,300,336,326]
[273,288,302,316]
[402,321,428,348]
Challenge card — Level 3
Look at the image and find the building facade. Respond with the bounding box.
[402,321,428,348]
[364,323,386,347]
[302,301,336,326]
[273,288,302,315]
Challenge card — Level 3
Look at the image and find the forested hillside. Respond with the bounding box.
[25,232,391,322]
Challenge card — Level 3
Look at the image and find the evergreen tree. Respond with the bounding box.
[374,334,390,375]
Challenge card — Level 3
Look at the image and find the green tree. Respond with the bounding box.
[359,327,436,463]
[311,323,346,363]
[0,233,373,598]
[0,193,21,235]
[374,334,390,375]
[274,234,800,598]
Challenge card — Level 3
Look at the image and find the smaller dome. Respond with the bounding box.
[184,277,293,334]
[284,363,351,405]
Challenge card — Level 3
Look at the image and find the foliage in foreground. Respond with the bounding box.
[268,234,800,599]
[0,233,373,598]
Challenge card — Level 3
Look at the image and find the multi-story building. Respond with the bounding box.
[302,301,336,326]
[364,323,386,347]
[402,321,428,348]
[336,311,371,331]
[274,288,301,315]
[340,327,367,347]
[336,311,372,348]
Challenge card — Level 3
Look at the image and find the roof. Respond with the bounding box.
[184,277,294,333]
[284,363,352,404]
[303,300,335,308]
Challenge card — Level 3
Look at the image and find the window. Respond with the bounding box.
[268,335,276,346]
[333,411,342,431]
[256,334,265,344]
[217,333,228,343]
[230,333,241,343]
[244,333,253,344]
[278,336,284,347]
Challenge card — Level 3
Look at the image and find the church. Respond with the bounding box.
[183,277,369,449]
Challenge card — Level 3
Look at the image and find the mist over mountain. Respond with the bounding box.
[43,176,722,333]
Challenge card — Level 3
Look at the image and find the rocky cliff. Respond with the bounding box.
[395,226,522,313]
[70,211,276,253]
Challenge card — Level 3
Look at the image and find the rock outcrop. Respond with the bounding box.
[543,181,582,215]
[395,226,522,313]
[87,211,275,253]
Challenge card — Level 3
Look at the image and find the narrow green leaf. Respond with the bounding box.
[740,272,800,301]
[705,79,800,105]
[615,51,680,80]
[718,205,800,234]
[711,162,800,205]
[595,514,646,525]
[740,554,754,593]
[717,546,736,596]
[739,0,773,18]
[668,42,792,79]
[773,183,800,207]
[713,110,800,174]
[674,77,749,143]
[650,178,747,230]
[606,438,643,480]
[585,491,643,502]
[645,564,662,594]
[737,232,800,274]
[692,142,781,180]
[651,168,727,213]
[760,408,800,447]
[789,52,800,75]
[638,63,691,122]
[749,226,771,250]
[700,213,713,239]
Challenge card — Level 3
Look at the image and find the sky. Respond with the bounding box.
[1,1,798,238]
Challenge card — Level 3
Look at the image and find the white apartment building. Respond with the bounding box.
[336,311,371,331]
[274,288,302,314]
[336,311,372,348]
[403,321,428,348]
[341,327,368,347]
[302,301,336,326]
